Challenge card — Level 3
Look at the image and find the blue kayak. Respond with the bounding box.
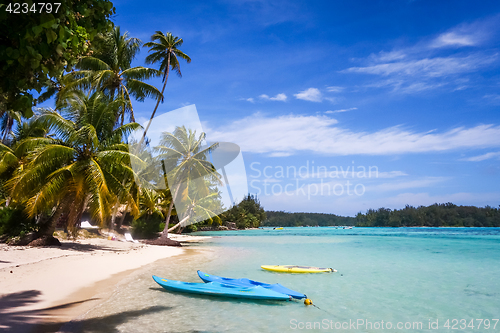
[152,275,291,301]
[197,270,306,299]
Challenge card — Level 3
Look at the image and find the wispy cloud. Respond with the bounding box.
[326,86,344,93]
[240,97,255,103]
[370,177,447,192]
[371,50,407,62]
[208,113,500,156]
[429,14,499,48]
[431,32,476,48]
[483,94,500,104]
[259,93,288,101]
[344,53,497,77]
[377,171,408,178]
[325,107,357,114]
[342,15,500,94]
[296,169,407,180]
[294,88,323,102]
[462,151,500,162]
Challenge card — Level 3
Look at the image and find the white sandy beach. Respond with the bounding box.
[0,234,210,332]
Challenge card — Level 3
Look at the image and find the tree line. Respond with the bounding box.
[355,203,500,227]
[262,203,500,228]
[262,211,356,227]
[218,194,267,229]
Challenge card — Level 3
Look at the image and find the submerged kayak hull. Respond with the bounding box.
[152,275,291,301]
[197,270,306,299]
[261,265,336,273]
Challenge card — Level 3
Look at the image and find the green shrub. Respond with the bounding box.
[185,224,197,233]
[131,215,164,239]
[0,206,38,240]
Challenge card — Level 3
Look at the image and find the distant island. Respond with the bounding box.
[262,203,500,228]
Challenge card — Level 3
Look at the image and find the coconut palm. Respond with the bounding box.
[71,26,162,124]
[0,114,49,175]
[7,91,142,241]
[138,187,165,221]
[168,190,223,233]
[0,110,21,144]
[0,114,50,206]
[153,126,221,242]
[142,32,191,142]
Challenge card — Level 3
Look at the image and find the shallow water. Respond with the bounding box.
[74,228,500,332]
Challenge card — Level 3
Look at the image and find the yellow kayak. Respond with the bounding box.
[261,265,336,273]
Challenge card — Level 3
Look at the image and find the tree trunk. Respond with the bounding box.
[167,214,190,233]
[110,178,128,231]
[117,207,127,229]
[161,181,181,238]
[161,200,175,239]
[139,54,170,146]
[17,201,67,246]
[110,202,119,231]
[66,190,86,238]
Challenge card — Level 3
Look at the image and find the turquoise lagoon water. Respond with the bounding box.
[73,228,500,332]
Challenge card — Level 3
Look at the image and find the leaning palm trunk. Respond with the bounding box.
[117,206,128,229]
[160,180,180,239]
[140,56,170,145]
[168,214,190,233]
[38,200,66,238]
[67,190,87,237]
[110,202,120,230]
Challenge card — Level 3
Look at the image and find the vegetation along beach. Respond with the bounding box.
[1,1,499,332]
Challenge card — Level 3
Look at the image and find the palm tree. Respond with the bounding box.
[7,91,142,242]
[138,187,165,221]
[142,32,191,142]
[152,126,221,243]
[0,110,21,144]
[71,26,162,124]
[168,190,223,233]
[0,114,50,206]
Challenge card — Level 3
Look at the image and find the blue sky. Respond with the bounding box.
[57,1,500,215]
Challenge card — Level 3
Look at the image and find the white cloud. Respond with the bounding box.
[376,171,408,178]
[344,54,497,78]
[326,86,344,93]
[295,169,407,180]
[371,50,407,62]
[294,88,323,102]
[324,97,340,104]
[260,187,500,216]
[483,94,500,104]
[259,93,287,101]
[462,151,500,162]
[343,15,500,94]
[429,14,499,49]
[268,151,293,157]
[370,177,447,192]
[431,32,476,48]
[207,113,500,156]
[260,182,500,216]
[325,107,357,114]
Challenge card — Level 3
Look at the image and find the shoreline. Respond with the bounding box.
[0,235,210,333]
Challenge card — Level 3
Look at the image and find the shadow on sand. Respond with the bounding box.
[57,242,133,253]
[0,290,171,333]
